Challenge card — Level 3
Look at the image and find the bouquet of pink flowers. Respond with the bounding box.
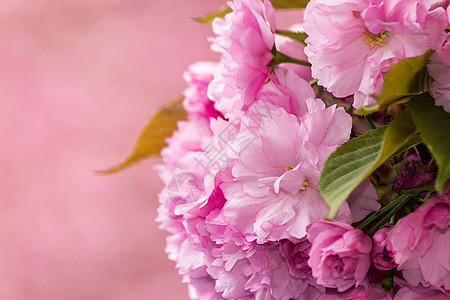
[104,0,450,299]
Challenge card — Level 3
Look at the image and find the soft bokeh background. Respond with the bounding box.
[0,1,302,299]
[0,1,224,299]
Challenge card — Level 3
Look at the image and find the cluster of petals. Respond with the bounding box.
[303,0,449,108]
[183,61,223,120]
[428,34,450,113]
[307,220,373,292]
[158,62,219,180]
[148,0,442,298]
[220,94,353,244]
[388,188,450,292]
[208,0,277,117]
[371,227,397,271]
[156,61,379,298]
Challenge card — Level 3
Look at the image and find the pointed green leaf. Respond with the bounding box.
[193,6,232,23]
[407,93,450,192]
[97,97,187,174]
[275,30,307,45]
[319,110,418,218]
[355,51,433,115]
[274,51,311,66]
[270,0,310,9]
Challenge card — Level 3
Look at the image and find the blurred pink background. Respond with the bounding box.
[0,0,225,299]
[0,1,303,299]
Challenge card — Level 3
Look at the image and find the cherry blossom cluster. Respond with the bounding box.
[154,0,450,299]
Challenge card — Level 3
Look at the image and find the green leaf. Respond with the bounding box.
[275,30,307,45]
[274,51,311,66]
[319,110,418,218]
[407,93,450,192]
[97,97,187,174]
[193,6,232,23]
[355,51,433,115]
[194,1,310,24]
[270,0,310,9]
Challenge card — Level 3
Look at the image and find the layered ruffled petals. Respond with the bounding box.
[303,0,449,108]
[221,97,353,243]
[388,188,450,291]
[208,0,277,117]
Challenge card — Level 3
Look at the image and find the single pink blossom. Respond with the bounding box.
[220,99,353,243]
[183,61,223,120]
[279,238,313,278]
[258,68,316,117]
[245,244,324,300]
[181,185,324,299]
[159,60,219,179]
[303,0,448,108]
[307,220,373,292]
[208,0,277,117]
[165,233,221,300]
[156,171,205,234]
[163,173,254,299]
[159,119,213,179]
[371,227,397,271]
[388,188,450,291]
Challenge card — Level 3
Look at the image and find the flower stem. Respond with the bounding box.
[356,195,404,230]
[367,194,412,237]
[403,185,435,196]
[357,184,435,233]
[381,269,394,291]
[274,51,312,67]
[366,115,377,129]
[309,79,318,86]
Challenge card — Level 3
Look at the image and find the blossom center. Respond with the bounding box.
[299,181,308,193]
[363,30,388,48]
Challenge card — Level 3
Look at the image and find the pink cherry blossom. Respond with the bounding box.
[303,0,449,108]
[165,232,220,300]
[158,60,219,179]
[371,227,397,271]
[159,119,213,179]
[428,35,450,113]
[388,188,450,291]
[208,0,277,117]
[307,221,372,292]
[279,238,313,278]
[220,99,353,243]
[258,68,316,117]
[245,244,324,300]
[174,182,324,299]
[152,1,450,297]
[183,61,223,120]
